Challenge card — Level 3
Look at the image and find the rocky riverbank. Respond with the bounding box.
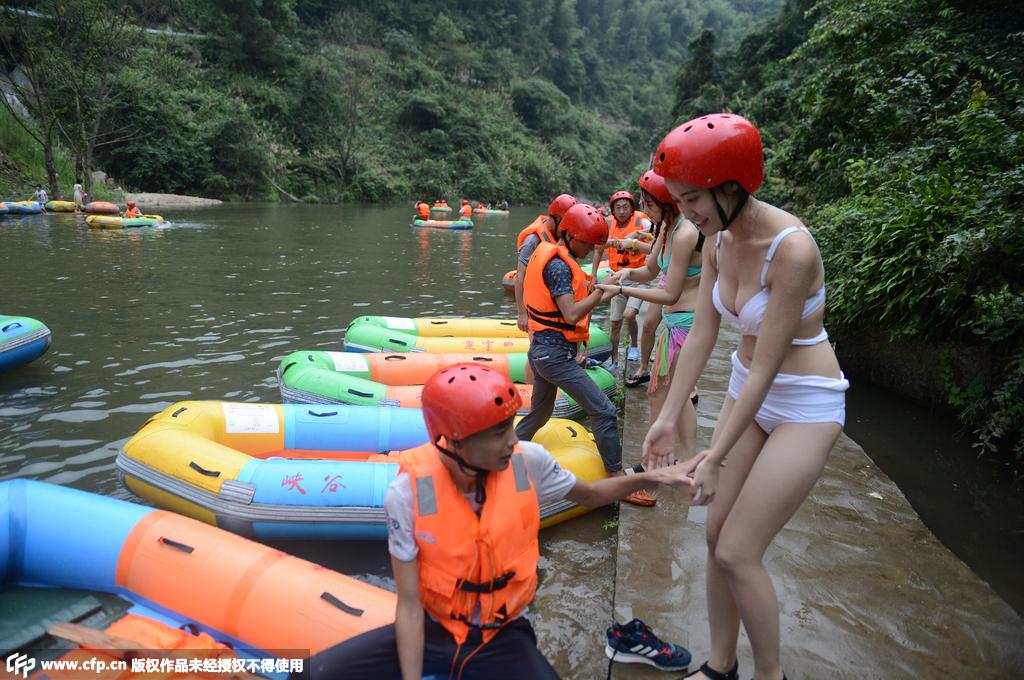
[123,192,222,207]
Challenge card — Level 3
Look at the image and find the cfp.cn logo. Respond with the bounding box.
[6,652,36,678]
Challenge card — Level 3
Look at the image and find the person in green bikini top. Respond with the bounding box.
[597,170,704,461]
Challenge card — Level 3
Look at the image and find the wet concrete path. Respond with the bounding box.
[607,330,1024,679]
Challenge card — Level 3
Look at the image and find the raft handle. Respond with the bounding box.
[189,461,221,477]
[320,591,364,617]
[308,410,338,417]
[2,322,22,332]
[159,537,195,554]
[427,321,449,325]
[172,407,188,418]
[567,426,578,438]
[347,388,374,399]
[389,337,409,347]
[384,355,408,361]
[471,356,495,362]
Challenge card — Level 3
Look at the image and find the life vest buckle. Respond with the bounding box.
[456,570,515,594]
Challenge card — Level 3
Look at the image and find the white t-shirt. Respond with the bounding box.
[385,440,577,562]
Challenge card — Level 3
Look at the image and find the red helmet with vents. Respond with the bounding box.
[653,113,763,193]
[421,364,522,443]
[609,190,635,209]
[559,203,608,246]
[637,171,673,204]
[547,193,578,220]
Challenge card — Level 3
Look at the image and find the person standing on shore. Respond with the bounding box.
[602,191,652,370]
[516,203,656,507]
[598,170,703,461]
[31,185,47,205]
[644,114,849,680]
[514,194,577,385]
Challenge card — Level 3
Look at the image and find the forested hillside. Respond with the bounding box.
[0,0,780,202]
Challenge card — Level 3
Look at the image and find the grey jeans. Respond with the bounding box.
[515,343,622,473]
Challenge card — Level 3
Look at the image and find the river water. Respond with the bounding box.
[2,204,1020,675]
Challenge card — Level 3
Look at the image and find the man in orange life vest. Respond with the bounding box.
[123,200,142,218]
[514,194,578,386]
[459,199,473,219]
[415,201,431,220]
[514,203,656,506]
[304,364,693,679]
[603,191,652,369]
[514,193,578,333]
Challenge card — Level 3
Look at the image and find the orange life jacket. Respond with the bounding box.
[124,207,142,218]
[401,443,540,646]
[524,241,590,343]
[606,211,651,270]
[417,203,430,219]
[516,215,556,252]
[460,204,473,218]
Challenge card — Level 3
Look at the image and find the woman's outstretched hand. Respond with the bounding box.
[642,419,677,470]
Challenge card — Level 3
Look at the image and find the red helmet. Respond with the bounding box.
[461,199,469,204]
[560,203,608,246]
[547,193,577,220]
[609,190,635,209]
[653,113,763,193]
[127,201,137,207]
[421,364,522,444]
[638,171,673,204]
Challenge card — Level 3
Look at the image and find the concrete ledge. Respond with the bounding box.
[610,338,1024,679]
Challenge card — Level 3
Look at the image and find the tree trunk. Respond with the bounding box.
[75,155,86,194]
[43,133,59,198]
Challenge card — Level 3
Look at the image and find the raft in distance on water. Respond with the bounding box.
[86,214,166,229]
[411,217,474,230]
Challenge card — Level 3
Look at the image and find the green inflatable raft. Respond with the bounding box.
[277,350,617,420]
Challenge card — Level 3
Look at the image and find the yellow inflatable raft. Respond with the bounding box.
[86,214,165,229]
[117,401,608,540]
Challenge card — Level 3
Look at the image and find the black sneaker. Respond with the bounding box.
[604,618,691,671]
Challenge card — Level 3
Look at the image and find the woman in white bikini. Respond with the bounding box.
[643,114,849,680]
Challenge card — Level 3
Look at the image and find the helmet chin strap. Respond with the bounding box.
[436,438,489,505]
[711,186,749,231]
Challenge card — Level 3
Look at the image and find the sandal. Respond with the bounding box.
[621,489,657,507]
[684,660,739,680]
[624,373,650,388]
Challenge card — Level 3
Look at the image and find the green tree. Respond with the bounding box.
[672,28,718,120]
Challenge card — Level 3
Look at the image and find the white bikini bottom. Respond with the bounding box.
[727,352,849,434]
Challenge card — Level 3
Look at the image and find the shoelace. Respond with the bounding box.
[606,620,660,679]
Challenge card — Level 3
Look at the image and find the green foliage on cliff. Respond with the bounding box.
[671,0,1024,461]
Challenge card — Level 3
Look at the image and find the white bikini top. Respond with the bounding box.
[711,226,828,346]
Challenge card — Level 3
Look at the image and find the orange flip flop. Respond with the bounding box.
[622,489,657,507]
